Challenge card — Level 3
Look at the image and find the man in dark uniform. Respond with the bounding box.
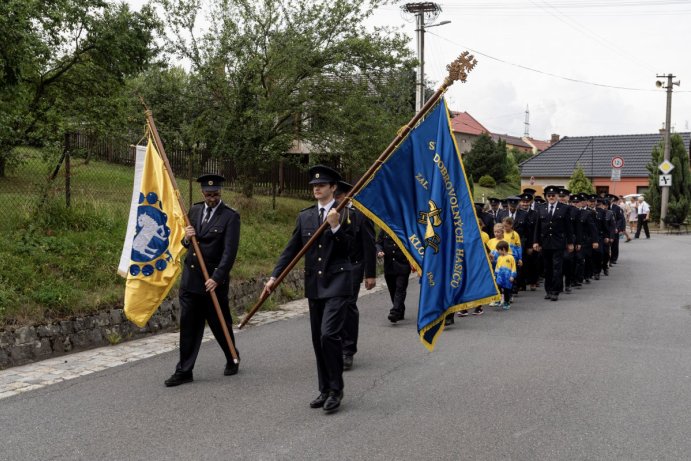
[376,230,412,323]
[558,188,579,293]
[487,197,502,225]
[518,192,538,290]
[165,174,241,387]
[575,193,599,285]
[608,194,626,265]
[334,181,377,371]
[596,197,616,277]
[263,165,353,413]
[533,185,574,301]
[476,202,494,234]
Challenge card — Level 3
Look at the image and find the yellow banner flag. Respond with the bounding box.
[121,138,186,327]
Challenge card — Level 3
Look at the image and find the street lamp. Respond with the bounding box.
[402,3,450,112]
[414,20,451,112]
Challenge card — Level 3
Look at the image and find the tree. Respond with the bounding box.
[568,164,595,194]
[158,0,416,196]
[647,134,691,223]
[463,133,508,182]
[0,0,160,176]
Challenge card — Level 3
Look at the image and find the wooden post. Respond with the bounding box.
[65,132,71,208]
[238,52,477,329]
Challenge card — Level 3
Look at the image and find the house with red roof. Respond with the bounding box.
[449,111,490,154]
[491,133,533,154]
[522,135,556,154]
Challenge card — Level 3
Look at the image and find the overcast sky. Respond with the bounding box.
[369,0,691,140]
[128,0,691,141]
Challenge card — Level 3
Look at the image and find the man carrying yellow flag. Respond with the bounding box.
[119,139,187,327]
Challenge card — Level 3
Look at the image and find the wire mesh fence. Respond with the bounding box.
[0,132,351,232]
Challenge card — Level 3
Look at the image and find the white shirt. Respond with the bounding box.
[317,198,340,233]
[202,200,223,224]
[638,200,650,215]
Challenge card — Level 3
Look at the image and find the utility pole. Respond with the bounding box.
[524,105,530,137]
[656,73,680,230]
[402,2,442,112]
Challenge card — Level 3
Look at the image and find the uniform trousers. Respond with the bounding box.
[342,262,364,358]
[522,249,539,285]
[592,241,603,275]
[610,233,620,263]
[309,296,348,393]
[563,249,575,287]
[601,242,611,271]
[385,272,410,316]
[541,249,564,294]
[176,286,237,374]
[577,247,591,281]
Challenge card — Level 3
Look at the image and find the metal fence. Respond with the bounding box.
[0,132,350,229]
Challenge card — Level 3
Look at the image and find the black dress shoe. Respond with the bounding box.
[603,269,609,276]
[310,392,329,408]
[584,279,591,284]
[224,362,239,376]
[544,294,552,300]
[164,372,193,387]
[323,390,343,412]
[387,311,400,323]
[343,355,353,371]
[565,286,572,293]
[550,294,559,301]
[594,274,600,280]
[444,314,454,326]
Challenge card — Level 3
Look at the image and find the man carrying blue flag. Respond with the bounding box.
[352,99,499,350]
[165,174,241,387]
[263,165,353,413]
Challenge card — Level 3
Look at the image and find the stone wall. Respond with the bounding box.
[0,271,304,370]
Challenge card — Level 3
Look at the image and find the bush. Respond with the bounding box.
[478,175,496,188]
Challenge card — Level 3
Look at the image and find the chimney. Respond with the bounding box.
[550,133,560,144]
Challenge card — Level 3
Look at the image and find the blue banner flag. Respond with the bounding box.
[353,98,499,350]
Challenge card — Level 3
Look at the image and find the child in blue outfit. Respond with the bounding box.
[492,240,517,310]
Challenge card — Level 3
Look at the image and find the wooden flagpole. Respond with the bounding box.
[238,51,477,329]
[145,110,239,364]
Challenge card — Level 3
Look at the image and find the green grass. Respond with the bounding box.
[472,182,520,202]
[0,151,509,326]
[0,152,311,326]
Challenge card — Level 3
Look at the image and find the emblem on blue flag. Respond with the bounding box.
[352,98,500,350]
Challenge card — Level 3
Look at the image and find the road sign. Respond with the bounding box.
[659,174,672,186]
[611,168,621,181]
[611,156,624,169]
[658,160,675,174]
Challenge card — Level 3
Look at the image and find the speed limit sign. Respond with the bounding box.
[611,156,624,169]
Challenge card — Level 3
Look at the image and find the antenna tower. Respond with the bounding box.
[524,105,530,137]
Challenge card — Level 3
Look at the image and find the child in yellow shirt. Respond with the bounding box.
[494,240,517,310]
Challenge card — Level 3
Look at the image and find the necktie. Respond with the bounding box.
[549,205,554,216]
[319,207,325,224]
[201,207,210,228]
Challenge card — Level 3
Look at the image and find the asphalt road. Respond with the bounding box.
[2,234,691,460]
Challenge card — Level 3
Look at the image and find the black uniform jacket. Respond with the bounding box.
[376,230,411,275]
[345,207,377,280]
[577,207,599,245]
[181,201,240,294]
[533,202,574,250]
[595,208,616,239]
[272,203,353,299]
[610,204,626,232]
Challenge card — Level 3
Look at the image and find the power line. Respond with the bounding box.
[424,31,691,92]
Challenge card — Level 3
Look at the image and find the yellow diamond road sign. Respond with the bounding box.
[659,160,675,174]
